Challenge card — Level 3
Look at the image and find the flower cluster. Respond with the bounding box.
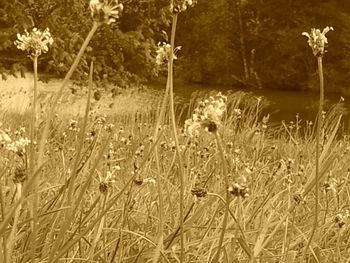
[90,0,123,25]
[155,42,181,66]
[334,210,350,228]
[184,92,227,137]
[171,0,197,13]
[302,26,334,57]
[228,182,249,198]
[99,170,118,194]
[14,28,54,58]
[6,138,31,155]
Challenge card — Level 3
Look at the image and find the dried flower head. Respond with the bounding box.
[184,92,227,136]
[228,182,249,198]
[98,170,116,194]
[302,26,334,57]
[13,166,27,184]
[90,0,123,25]
[171,0,197,14]
[156,42,181,65]
[14,28,54,58]
[191,187,207,198]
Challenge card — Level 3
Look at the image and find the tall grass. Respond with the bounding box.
[1,7,349,263]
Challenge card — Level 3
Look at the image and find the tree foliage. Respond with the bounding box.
[176,0,350,91]
[1,0,350,92]
[0,0,170,86]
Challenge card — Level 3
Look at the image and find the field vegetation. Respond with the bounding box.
[0,1,350,263]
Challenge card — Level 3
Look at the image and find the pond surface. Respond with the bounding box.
[149,81,349,126]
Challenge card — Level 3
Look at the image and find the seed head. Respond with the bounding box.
[302,26,333,57]
[90,0,123,25]
[14,27,54,58]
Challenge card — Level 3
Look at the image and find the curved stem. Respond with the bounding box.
[213,131,230,263]
[37,22,100,168]
[167,13,186,262]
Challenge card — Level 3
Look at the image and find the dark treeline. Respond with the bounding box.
[1,0,350,93]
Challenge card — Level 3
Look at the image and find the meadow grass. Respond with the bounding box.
[1,5,348,262]
[0,74,349,262]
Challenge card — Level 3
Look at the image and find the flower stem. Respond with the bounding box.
[304,56,323,258]
[213,131,230,263]
[167,13,186,262]
[29,54,39,262]
[37,21,100,168]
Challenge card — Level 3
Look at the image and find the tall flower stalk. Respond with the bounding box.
[167,13,187,261]
[14,27,53,261]
[184,92,228,262]
[37,0,123,168]
[302,26,333,258]
[153,1,196,261]
[13,1,123,261]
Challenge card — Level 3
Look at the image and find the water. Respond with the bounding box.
[149,81,349,126]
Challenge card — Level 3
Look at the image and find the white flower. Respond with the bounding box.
[171,0,197,13]
[14,27,54,58]
[156,42,181,65]
[302,26,333,57]
[6,137,31,153]
[0,130,11,145]
[90,0,123,25]
[184,92,227,136]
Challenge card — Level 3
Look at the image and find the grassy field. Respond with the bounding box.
[0,74,350,263]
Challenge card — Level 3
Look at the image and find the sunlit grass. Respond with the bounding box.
[0,78,349,262]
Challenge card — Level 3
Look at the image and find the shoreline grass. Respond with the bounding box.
[0,77,349,261]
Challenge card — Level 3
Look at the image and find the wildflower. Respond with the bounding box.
[184,92,227,136]
[323,176,338,194]
[143,177,156,185]
[98,170,116,194]
[14,28,54,58]
[228,182,249,198]
[69,119,79,131]
[0,130,11,146]
[302,26,334,57]
[104,123,115,132]
[191,187,207,198]
[171,0,197,14]
[156,42,181,65]
[6,137,31,154]
[334,212,348,228]
[13,166,27,184]
[96,116,107,125]
[90,0,123,25]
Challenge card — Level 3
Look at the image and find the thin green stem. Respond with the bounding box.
[167,13,186,262]
[304,56,323,259]
[29,54,39,262]
[67,61,94,205]
[37,22,100,168]
[213,131,230,263]
[47,61,95,263]
[151,31,172,263]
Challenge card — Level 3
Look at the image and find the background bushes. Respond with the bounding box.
[1,0,350,92]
